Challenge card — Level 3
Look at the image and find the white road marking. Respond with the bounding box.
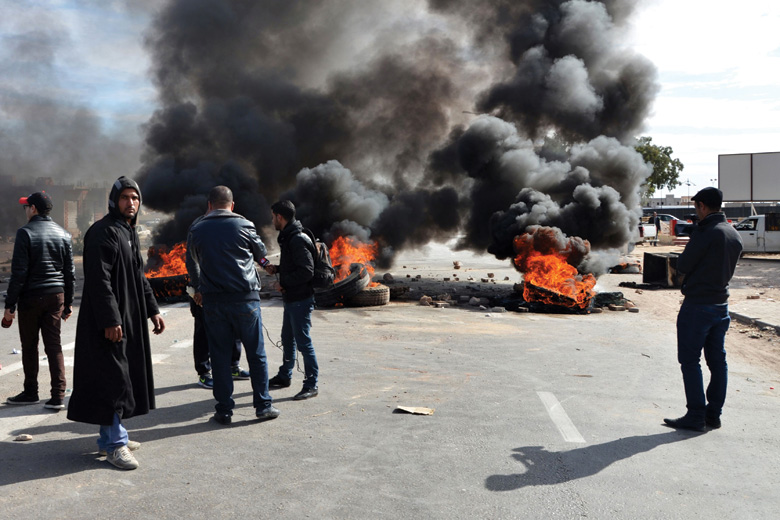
[537,391,586,443]
[170,340,193,350]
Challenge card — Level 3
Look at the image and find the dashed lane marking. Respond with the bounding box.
[537,391,586,443]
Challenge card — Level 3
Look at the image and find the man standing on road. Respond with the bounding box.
[185,209,250,390]
[664,187,743,432]
[4,192,75,410]
[188,186,279,425]
[67,177,165,470]
[652,211,662,246]
[265,200,319,401]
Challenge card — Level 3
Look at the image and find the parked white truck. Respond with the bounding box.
[734,213,780,253]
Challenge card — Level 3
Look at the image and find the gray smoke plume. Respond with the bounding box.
[137,0,657,273]
[0,1,149,236]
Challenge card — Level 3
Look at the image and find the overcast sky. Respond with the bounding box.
[2,0,779,198]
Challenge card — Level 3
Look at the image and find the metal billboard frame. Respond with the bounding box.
[718,152,780,202]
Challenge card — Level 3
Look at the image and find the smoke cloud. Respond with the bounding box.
[137,0,657,273]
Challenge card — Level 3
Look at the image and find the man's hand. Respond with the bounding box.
[193,292,203,306]
[105,325,122,342]
[264,264,277,275]
[62,306,73,322]
[2,308,14,328]
[151,314,165,335]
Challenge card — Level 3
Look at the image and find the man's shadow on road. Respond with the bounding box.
[486,431,702,491]
[0,384,283,486]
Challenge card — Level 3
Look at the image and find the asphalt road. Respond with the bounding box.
[0,246,779,519]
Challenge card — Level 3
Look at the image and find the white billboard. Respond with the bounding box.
[719,152,780,202]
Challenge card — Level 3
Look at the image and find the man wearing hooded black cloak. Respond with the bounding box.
[67,176,165,470]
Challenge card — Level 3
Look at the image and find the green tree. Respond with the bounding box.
[635,136,684,197]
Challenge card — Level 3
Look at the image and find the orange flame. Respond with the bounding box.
[328,236,378,285]
[513,231,595,309]
[145,242,188,278]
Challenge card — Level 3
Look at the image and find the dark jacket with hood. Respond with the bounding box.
[677,212,743,305]
[188,209,267,303]
[67,176,160,425]
[5,214,75,313]
[277,219,315,303]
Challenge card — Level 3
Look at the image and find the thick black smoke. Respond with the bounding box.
[137,0,657,273]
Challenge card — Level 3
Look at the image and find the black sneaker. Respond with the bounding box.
[268,375,291,388]
[6,392,39,405]
[293,387,319,401]
[198,374,214,389]
[256,405,280,420]
[231,367,250,380]
[212,412,232,425]
[705,416,722,429]
[44,398,65,410]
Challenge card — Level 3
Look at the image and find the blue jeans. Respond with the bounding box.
[98,413,128,453]
[279,296,318,389]
[676,301,730,419]
[203,299,271,415]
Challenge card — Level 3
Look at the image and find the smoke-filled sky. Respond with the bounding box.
[2,0,780,268]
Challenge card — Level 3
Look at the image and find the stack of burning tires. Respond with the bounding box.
[314,263,390,308]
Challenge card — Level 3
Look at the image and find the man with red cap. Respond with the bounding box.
[4,191,75,410]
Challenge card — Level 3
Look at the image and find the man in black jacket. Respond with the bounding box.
[265,200,320,401]
[664,187,743,431]
[188,186,279,424]
[68,177,165,470]
[4,192,75,410]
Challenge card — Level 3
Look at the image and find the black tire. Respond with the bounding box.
[314,263,370,308]
[346,284,390,307]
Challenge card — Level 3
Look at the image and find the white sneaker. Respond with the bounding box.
[99,440,141,457]
[107,445,139,470]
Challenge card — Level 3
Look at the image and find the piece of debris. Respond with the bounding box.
[443,277,450,281]
[487,273,495,278]
[608,304,626,311]
[503,276,510,281]
[635,289,643,294]
[14,434,33,442]
[481,278,489,283]
[419,296,433,306]
[749,333,763,339]
[394,406,434,415]
[469,297,481,306]
[434,302,449,308]
[383,273,394,283]
[747,295,760,300]
[459,295,471,303]
[453,261,462,270]
[490,307,507,313]
[628,307,639,313]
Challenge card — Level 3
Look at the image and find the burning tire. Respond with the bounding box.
[345,284,390,307]
[314,263,370,308]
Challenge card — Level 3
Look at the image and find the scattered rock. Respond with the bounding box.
[628,307,639,313]
[487,273,495,278]
[635,289,643,294]
[383,273,394,283]
[747,295,760,300]
[469,297,481,306]
[481,278,489,283]
[608,304,626,311]
[453,261,462,270]
[14,434,32,442]
[443,277,450,281]
[513,307,529,313]
[503,276,510,281]
[490,307,507,313]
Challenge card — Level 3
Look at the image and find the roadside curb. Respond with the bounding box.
[730,311,780,334]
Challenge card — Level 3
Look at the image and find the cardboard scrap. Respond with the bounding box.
[394,406,435,415]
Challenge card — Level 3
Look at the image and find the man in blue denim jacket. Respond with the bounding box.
[188,186,279,425]
[664,187,743,431]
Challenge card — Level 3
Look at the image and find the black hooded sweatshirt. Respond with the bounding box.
[68,176,160,425]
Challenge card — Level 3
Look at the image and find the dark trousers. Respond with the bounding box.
[190,299,242,375]
[676,300,730,419]
[17,292,66,399]
[202,299,271,415]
